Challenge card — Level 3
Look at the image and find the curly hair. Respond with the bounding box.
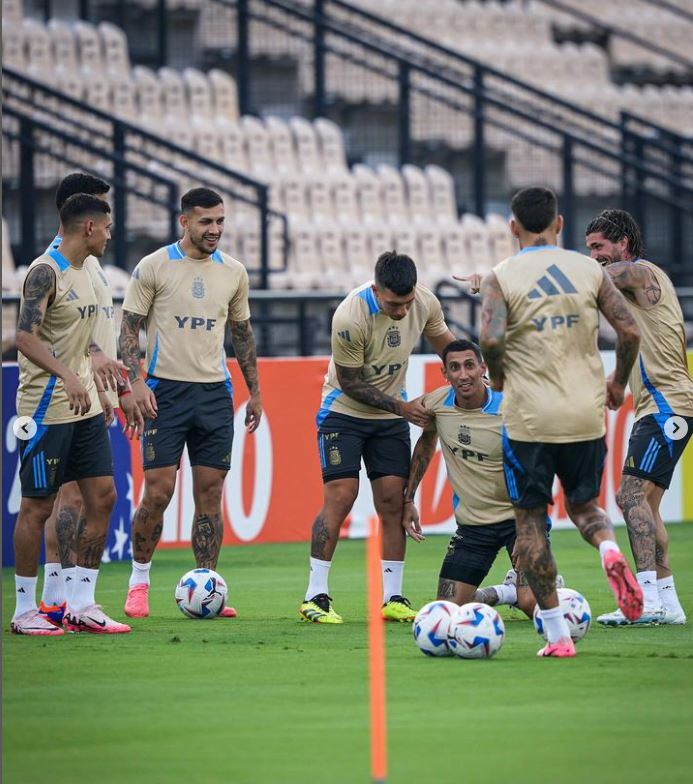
[585,209,643,259]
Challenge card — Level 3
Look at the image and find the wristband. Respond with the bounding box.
[119,389,132,397]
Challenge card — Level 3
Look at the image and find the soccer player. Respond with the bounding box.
[38,173,143,627]
[299,251,456,624]
[586,209,692,625]
[12,194,130,635]
[401,339,554,618]
[120,187,261,619]
[478,186,643,658]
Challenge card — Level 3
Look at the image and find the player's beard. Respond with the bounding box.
[191,232,220,256]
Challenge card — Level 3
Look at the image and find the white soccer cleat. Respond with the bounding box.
[597,605,665,626]
[64,605,131,634]
[661,608,687,625]
[555,574,565,589]
[10,608,65,636]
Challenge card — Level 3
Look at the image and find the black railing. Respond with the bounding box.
[2,67,289,288]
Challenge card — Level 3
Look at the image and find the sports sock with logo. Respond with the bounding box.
[62,566,76,604]
[490,583,517,606]
[129,560,152,588]
[14,575,38,618]
[657,576,684,615]
[305,557,331,601]
[539,605,571,643]
[41,563,64,606]
[636,570,659,608]
[381,560,404,602]
[71,567,99,612]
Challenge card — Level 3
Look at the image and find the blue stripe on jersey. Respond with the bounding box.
[24,375,57,457]
[503,465,519,501]
[33,456,39,489]
[357,287,380,315]
[501,426,525,475]
[643,443,661,474]
[317,434,327,469]
[147,332,160,376]
[211,250,224,264]
[221,352,233,399]
[639,437,658,471]
[40,451,47,488]
[166,242,185,260]
[45,234,62,254]
[47,248,70,271]
[145,377,159,391]
[444,387,456,407]
[316,389,343,426]
[452,492,460,510]
[482,388,503,415]
[639,356,674,455]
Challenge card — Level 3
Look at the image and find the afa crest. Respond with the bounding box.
[328,445,342,466]
[386,327,401,348]
[458,425,471,445]
[192,276,205,299]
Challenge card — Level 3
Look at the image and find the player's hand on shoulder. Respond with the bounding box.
[120,392,144,439]
[245,391,263,433]
[63,371,91,416]
[400,397,433,428]
[402,499,425,543]
[453,273,483,295]
[132,378,158,419]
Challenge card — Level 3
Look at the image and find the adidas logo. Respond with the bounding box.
[81,577,91,583]
[49,571,59,577]
[384,568,393,573]
[65,576,73,582]
[17,587,26,593]
[338,330,351,342]
[65,288,80,301]
[528,264,577,299]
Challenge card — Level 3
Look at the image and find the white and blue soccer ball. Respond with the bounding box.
[412,601,458,657]
[174,568,228,619]
[447,602,505,659]
[533,587,591,642]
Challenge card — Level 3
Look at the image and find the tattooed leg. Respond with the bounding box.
[565,498,615,548]
[616,475,657,572]
[310,478,359,560]
[191,466,227,570]
[514,506,559,609]
[132,467,177,563]
[75,477,116,569]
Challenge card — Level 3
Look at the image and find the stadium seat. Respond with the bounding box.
[266,116,299,176]
[331,175,360,224]
[183,68,214,117]
[290,117,322,176]
[314,118,348,174]
[241,115,275,180]
[402,165,432,225]
[425,166,458,225]
[99,22,130,76]
[353,164,385,225]
[209,69,239,124]
[376,165,409,225]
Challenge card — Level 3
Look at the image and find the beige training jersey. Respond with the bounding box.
[422,385,513,526]
[625,259,693,421]
[123,242,251,383]
[493,246,605,443]
[49,235,119,407]
[17,249,102,424]
[319,282,449,421]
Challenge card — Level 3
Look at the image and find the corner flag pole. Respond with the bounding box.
[367,515,387,784]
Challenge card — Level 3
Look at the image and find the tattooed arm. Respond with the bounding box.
[336,364,432,428]
[478,272,508,391]
[401,424,438,542]
[597,270,641,408]
[119,309,157,419]
[16,264,91,415]
[604,262,661,306]
[229,318,262,433]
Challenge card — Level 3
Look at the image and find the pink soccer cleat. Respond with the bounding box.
[218,605,238,618]
[537,637,576,658]
[124,584,149,618]
[11,608,65,636]
[64,605,131,634]
[603,549,643,622]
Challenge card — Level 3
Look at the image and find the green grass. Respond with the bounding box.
[4,526,693,784]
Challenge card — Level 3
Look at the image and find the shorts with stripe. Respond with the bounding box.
[622,413,693,490]
[502,430,606,509]
[18,413,113,498]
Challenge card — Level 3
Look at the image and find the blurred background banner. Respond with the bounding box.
[3,352,690,566]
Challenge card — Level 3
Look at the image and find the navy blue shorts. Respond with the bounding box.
[142,377,234,472]
[622,414,693,490]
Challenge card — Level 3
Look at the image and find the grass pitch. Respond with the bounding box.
[4,526,693,784]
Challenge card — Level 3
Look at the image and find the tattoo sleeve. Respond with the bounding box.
[335,364,402,415]
[607,262,661,305]
[119,310,147,382]
[478,273,508,387]
[17,264,55,335]
[437,578,458,600]
[229,319,260,395]
[405,429,438,502]
[597,271,640,385]
[191,512,223,570]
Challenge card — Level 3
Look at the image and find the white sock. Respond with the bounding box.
[14,575,38,619]
[40,563,64,606]
[598,539,620,568]
[382,560,404,603]
[636,570,660,608]
[62,566,76,604]
[71,566,99,612]
[305,557,331,601]
[540,605,571,643]
[657,576,684,614]
[492,583,517,606]
[129,560,152,588]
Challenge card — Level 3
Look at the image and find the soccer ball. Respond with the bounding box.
[412,601,458,657]
[174,568,228,619]
[533,588,591,642]
[447,602,505,659]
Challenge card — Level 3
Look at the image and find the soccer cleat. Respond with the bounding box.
[299,593,343,624]
[597,606,665,626]
[537,636,576,657]
[382,595,416,622]
[555,574,565,589]
[38,600,66,628]
[503,569,517,586]
[661,608,686,625]
[11,608,65,636]
[124,584,149,618]
[602,550,643,622]
[64,605,131,634]
[218,605,238,618]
